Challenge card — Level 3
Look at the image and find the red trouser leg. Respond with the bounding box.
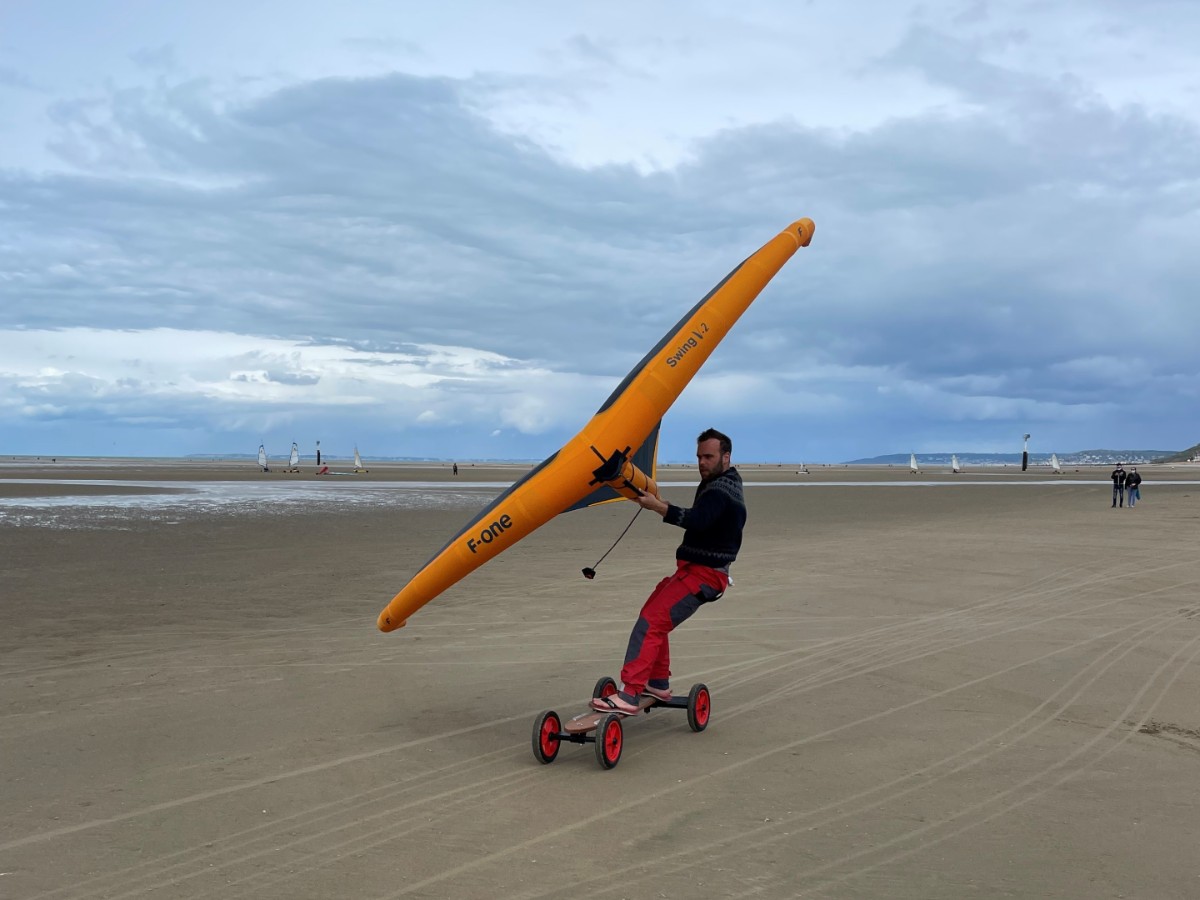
[619,561,727,695]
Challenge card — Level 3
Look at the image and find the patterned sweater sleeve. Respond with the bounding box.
[664,485,728,529]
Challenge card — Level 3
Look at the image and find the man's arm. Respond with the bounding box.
[633,490,669,516]
[635,485,730,530]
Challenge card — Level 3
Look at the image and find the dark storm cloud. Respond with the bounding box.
[2,20,1197,459]
[673,26,1200,406]
[3,73,705,374]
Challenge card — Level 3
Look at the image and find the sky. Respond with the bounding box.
[2,1,1198,464]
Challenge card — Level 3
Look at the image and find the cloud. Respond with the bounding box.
[0,327,621,457]
[1,16,1197,459]
[129,45,178,72]
[0,65,38,91]
[341,36,424,60]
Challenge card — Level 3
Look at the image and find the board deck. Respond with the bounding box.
[564,694,657,734]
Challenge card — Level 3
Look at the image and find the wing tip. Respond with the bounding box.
[789,218,816,248]
[377,611,407,632]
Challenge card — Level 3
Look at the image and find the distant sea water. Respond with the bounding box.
[0,479,507,530]
[2,475,1172,531]
[5,455,1197,529]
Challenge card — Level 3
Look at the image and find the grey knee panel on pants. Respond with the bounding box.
[669,583,722,627]
[624,584,722,664]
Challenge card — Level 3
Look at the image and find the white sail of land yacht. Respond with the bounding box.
[1050,453,1061,473]
[353,446,368,473]
[951,454,961,473]
[257,444,269,471]
[287,442,300,471]
[909,453,919,473]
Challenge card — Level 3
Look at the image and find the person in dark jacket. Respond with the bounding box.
[590,428,745,715]
[1111,464,1127,508]
[1126,466,1142,507]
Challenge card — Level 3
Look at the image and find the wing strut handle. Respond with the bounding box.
[589,447,660,501]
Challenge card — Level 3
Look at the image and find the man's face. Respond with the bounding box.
[696,438,730,481]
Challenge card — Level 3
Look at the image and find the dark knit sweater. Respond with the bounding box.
[663,466,746,570]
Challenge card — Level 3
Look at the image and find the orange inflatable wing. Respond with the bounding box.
[564,420,660,512]
[378,218,815,631]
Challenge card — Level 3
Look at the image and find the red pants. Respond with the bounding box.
[620,560,728,694]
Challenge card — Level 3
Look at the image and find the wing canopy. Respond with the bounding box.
[378,218,815,631]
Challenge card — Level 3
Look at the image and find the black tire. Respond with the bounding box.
[595,714,623,769]
[592,675,618,700]
[686,683,711,732]
[532,710,562,764]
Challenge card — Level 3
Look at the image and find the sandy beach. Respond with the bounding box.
[3,460,1200,898]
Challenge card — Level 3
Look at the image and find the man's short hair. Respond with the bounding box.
[697,428,732,457]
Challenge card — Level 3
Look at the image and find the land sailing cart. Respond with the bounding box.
[531,676,712,770]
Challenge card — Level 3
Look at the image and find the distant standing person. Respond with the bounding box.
[452,462,458,476]
[1110,463,1127,508]
[1126,466,1142,507]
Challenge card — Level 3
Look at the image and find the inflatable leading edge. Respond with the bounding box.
[377,218,816,632]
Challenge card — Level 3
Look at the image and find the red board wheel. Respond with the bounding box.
[532,710,562,764]
[595,714,624,769]
[687,683,711,732]
[592,676,618,699]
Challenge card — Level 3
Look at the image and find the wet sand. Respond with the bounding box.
[3,461,1200,898]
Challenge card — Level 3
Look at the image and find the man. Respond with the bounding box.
[1126,466,1142,507]
[1111,463,1127,508]
[590,428,746,715]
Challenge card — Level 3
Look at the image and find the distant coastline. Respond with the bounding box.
[3,448,1191,468]
[847,450,1178,467]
